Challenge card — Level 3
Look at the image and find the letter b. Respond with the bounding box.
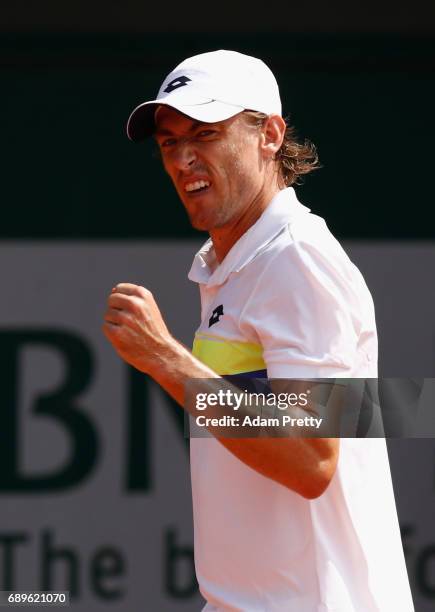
[0,329,98,491]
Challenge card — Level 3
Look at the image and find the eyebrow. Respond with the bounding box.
[154,120,211,137]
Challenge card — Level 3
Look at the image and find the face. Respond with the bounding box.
[153,107,266,231]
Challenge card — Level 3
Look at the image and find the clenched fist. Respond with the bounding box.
[103,282,174,374]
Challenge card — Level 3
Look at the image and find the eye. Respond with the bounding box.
[197,129,217,138]
[160,137,177,148]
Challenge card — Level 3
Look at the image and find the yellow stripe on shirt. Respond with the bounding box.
[192,335,266,376]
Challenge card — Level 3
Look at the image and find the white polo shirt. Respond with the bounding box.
[188,187,414,612]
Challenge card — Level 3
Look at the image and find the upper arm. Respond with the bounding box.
[240,236,360,378]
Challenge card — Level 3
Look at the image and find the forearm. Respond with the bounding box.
[148,338,339,499]
[103,282,338,499]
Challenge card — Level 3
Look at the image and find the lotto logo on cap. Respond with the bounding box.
[126,50,282,142]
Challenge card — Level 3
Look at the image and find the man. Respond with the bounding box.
[103,50,414,611]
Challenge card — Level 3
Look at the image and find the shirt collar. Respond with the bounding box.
[188,187,310,287]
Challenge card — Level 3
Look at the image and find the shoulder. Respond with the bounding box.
[252,211,362,294]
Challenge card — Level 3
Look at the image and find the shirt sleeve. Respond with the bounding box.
[239,233,363,378]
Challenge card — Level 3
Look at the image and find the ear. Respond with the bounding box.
[260,114,286,158]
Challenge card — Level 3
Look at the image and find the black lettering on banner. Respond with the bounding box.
[0,330,98,491]
[401,523,415,560]
[126,369,188,492]
[126,367,152,492]
[41,529,80,598]
[0,532,29,590]
[416,545,435,598]
[40,530,127,600]
[164,528,197,598]
[433,445,435,492]
[91,547,126,600]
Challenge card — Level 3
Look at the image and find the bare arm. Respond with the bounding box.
[103,283,339,499]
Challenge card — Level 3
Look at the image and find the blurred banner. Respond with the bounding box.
[0,241,434,610]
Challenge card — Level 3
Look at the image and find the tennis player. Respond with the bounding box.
[103,50,414,611]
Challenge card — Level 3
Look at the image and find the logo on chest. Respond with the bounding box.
[208,305,224,328]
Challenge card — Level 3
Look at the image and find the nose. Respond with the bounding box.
[172,140,197,171]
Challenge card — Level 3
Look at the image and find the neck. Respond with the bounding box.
[210,183,282,263]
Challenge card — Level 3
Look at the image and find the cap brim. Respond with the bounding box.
[126,94,244,142]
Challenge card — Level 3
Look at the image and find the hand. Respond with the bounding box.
[103,282,173,374]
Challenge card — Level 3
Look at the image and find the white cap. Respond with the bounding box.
[126,49,282,142]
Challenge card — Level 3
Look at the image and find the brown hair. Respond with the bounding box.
[242,111,321,187]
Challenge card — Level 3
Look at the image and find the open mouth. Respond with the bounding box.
[184,180,211,194]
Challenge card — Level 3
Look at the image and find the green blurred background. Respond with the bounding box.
[2,31,434,239]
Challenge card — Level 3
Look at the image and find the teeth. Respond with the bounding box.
[185,180,210,192]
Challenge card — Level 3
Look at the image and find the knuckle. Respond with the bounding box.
[138,285,152,299]
[127,298,142,315]
[108,307,120,320]
[102,322,117,339]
